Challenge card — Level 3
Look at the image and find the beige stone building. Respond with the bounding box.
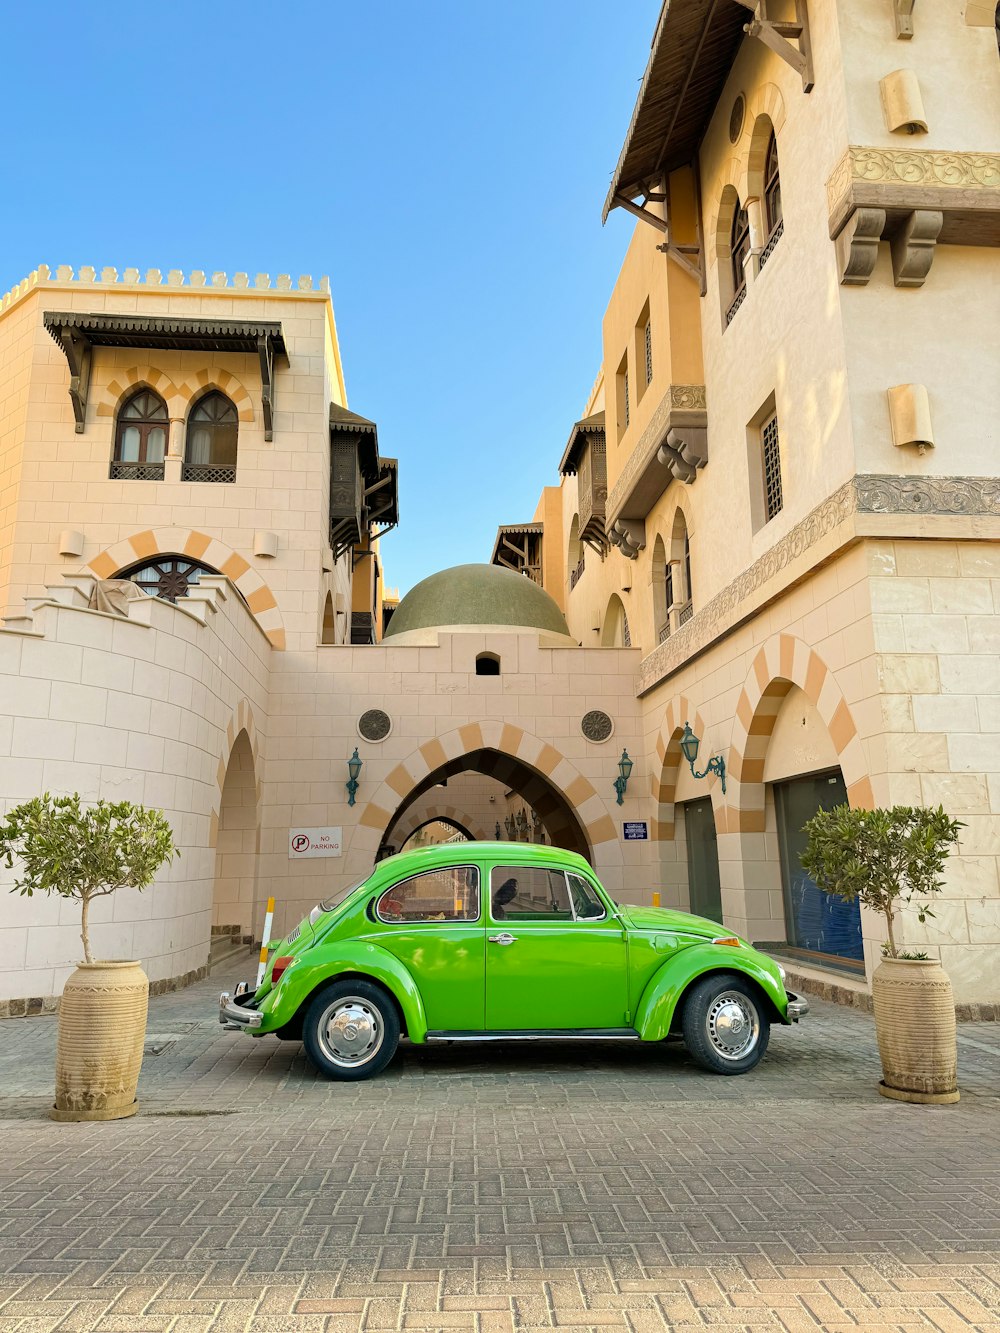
[1,0,998,1016]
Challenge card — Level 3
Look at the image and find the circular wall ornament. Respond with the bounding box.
[358,709,392,743]
[581,710,614,743]
[729,94,746,144]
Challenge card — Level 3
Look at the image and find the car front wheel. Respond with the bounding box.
[302,980,400,1080]
[680,973,770,1075]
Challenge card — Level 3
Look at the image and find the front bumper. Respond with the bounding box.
[219,980,263,1030]
[785,990,809,1021]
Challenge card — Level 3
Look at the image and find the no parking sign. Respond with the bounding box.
[288,827,343,859]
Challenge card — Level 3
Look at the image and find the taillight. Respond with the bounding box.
[271,956,294,983]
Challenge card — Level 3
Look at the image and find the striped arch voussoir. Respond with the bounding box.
[208,700,262,848]
[177,369,254,423]
[389,804,490,848]
[350,722,624,871]
[730,633,872,819]
[96,366,182,419]
[86,527,285,648]
[651,695,709,841]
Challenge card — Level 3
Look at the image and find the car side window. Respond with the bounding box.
[567,873,607,921]
[490,867,573,920]
[376,866,480,923]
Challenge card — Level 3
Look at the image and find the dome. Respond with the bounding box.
[384,563,571,639]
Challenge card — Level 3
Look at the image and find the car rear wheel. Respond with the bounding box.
[302,980,400,1080]
[681,973,770,1075]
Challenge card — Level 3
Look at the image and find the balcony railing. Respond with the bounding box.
[110,461,164,481]
[181,463,237,483]
[569,557,585,591]
[725,283,747,326]
[658,622,671,644]
[759,218,784,270]
[678,600,694,626]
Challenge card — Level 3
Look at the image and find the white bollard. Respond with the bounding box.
[256,896,276,988]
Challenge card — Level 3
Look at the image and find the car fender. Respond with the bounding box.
[634,944,788,1041]
[256,940,428,1041]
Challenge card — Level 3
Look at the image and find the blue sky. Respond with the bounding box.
[1,1,658,594]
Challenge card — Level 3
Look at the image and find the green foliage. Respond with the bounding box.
[800,804,962,959]
[0,793,178,962]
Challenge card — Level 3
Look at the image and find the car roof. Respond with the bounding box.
[376,841,593,878]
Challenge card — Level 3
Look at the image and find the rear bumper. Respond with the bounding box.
[785,991,809,1022]
[219,980,263,1031]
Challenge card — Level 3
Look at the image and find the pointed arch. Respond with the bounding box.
[86,527,285,648]
[651,694,712,841]
[95,365,183,420]
[347,721,623,881]
[601,593,630,647]
[728,634,874,834]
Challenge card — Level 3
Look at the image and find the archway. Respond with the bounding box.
[601,594,630,647]
[400,817,473,852]
[211,729,260,942]
[379,747,592,862]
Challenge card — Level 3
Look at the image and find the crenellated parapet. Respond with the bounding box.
[0,265,331,314]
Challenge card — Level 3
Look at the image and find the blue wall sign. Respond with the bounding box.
[623,821,649,840]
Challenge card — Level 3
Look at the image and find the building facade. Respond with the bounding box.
[1,1,998,1015]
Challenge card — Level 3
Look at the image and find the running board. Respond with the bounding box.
[424,1028,640,1042]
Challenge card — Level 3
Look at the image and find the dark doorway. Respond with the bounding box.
[683,797,723,923]
[775,769,863,965]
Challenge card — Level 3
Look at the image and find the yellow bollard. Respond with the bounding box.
[652,891,661,908]
[255,896,276,988]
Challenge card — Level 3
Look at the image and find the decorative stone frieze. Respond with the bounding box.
[637,475,1000,694]
[827,148,1000,283]
[606,385,708,533]
[0,266,331,314]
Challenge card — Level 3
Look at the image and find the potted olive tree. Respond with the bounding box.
[800,804,963,1104]
[0,794,177,1122]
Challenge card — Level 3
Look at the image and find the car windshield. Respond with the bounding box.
[319,876,370,913]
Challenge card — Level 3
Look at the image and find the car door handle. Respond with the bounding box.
[488,932,517,946]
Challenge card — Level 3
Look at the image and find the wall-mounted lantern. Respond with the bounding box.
[516,809,529,840]
[679,723,726,794]
[495,821,502,840]
[346,747,363,807]
[504,814,516,839]
[614,749,633,805]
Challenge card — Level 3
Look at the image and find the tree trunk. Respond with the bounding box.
[883,906,897,960]
[80,894,93,964]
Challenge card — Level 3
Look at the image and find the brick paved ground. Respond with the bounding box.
[1,960,998,1332]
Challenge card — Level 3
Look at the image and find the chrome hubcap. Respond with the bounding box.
[318,997,383,1068]
[706,991,759,1061]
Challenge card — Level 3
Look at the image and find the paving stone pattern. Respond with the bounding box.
[1,965,998,1332]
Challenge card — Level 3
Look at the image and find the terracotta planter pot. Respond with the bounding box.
[50,960,149,1122]
[872,956,959,1104]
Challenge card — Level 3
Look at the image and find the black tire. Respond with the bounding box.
[680,972,770,1075]
[302,980,400,1081]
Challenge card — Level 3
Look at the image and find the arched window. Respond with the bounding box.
[728,200,751,323]
[476,653,501,676]
[671,510,693,625]
[568,515,584,590]
[112,389,167,479]
[183,392,238,482]
[118,556,216,603]
[760,132,783,268]
[652,536,672,644]
[601,594,631,648]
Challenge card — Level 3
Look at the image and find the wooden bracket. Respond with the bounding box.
[58,328,92,433]
[894,0,915,38]
[257,333,275,442]
[611,181,668,234]
[890,210,943,287]
[741,1,814,92]
[654,166,708,295]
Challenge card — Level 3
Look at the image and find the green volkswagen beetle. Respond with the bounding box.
[219,842,807,1080]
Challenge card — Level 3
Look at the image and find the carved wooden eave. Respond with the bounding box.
[490,524,543,585]
[366,458,399,538]
[43,312,286,436]
[605,386,708,559]
[560,413,609,554]
[828,147,1000,287]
